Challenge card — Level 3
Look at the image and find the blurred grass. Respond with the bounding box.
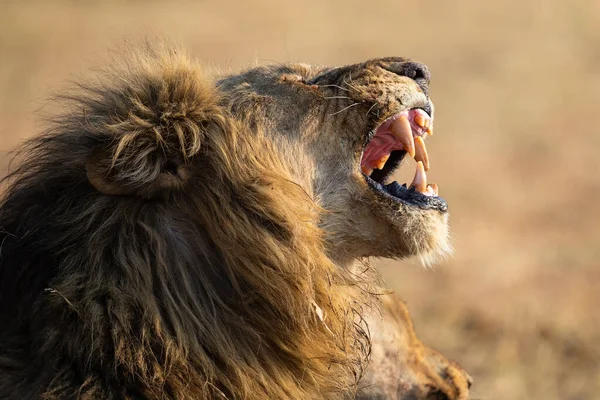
[1,0,599,399]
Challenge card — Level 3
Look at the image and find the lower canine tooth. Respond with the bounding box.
[362,165,373,176]
[410,161,427,192]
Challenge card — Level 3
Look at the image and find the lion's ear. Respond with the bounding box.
[79,44,227,198]
[86,143,192,198]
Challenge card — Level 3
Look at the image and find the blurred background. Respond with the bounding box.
[1,0,599,398]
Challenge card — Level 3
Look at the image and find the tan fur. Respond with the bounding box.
[0,42,470,399]
[358,293,472,399]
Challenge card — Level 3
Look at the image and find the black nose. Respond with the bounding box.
[398,61,430,83]
[383,60,431,95]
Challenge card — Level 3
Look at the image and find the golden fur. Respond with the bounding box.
[0,43,469,399]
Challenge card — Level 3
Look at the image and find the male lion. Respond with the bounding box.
[0,44,471,399]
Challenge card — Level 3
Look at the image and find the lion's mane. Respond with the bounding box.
[0,45,371,399]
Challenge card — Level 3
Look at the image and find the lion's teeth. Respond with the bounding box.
[410,161,427,192]
[428,183,439,196]
[425,126,433,136]
[414,114,426,128]
[421,184,438,197]
[414,136,429,171]
[374,154,390,170]
[362,165,373,176]
[390,116,415,158]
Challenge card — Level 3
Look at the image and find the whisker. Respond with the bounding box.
[365,102,379,117]
[324,96,352,100]
[342,77,361,93]
[329,102,360,116]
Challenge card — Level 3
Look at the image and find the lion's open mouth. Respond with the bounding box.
[361,108,448,211]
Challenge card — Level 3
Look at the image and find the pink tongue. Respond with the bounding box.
[362,131,404,169]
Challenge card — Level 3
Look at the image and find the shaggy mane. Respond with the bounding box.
[0,44,372,399]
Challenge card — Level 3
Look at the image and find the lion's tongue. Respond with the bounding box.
[361,132,403,174]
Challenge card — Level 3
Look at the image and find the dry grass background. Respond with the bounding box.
[1,0,599,399]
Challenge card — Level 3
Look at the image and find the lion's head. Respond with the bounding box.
[0,44,454,399]
[219,58,449,265]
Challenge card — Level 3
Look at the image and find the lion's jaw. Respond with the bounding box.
[219,58,451,266]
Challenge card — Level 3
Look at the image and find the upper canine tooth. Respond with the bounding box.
[414,136,430,171]
[362,165,374,176]
[375,154,390,170]
[390,116,415,158]
[410,161,427,193]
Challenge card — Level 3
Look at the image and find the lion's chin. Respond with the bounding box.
[383,208,452,268]
[324,201,451,268]
[412,212,452,267]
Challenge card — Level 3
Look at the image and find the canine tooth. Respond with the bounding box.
[390,116,415,158]
[375,154,390,170]
[414,114,426,128]
[425,126,433,136]
[414,136,430,171]
[362,165,373,176]
[410,161,427,192]
[429,183,439,196]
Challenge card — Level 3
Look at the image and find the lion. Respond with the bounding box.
[0,43,470,399]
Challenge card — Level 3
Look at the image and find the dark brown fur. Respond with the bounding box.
[0,45,371,399]
[0,43,470,399]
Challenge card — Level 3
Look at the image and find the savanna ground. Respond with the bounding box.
[1,1,599,399]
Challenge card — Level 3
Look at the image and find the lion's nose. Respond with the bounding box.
[397,61,430,83]
[383,60,431,95]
